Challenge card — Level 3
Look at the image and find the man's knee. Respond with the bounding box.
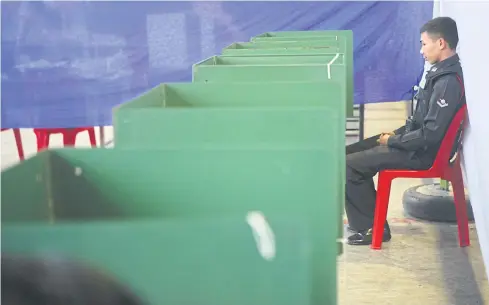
[345,143,355,155]
[346,151,375,182]
[346,163,363,183]
[346,151,363,168]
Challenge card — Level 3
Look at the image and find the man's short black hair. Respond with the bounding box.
[420,17,459,50]
[1,255,147,305]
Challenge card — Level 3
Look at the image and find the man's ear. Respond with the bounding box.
[439,38,447,50]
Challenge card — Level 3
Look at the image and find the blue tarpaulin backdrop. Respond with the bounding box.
[1,1,433,128]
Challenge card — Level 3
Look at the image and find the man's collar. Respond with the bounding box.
[429,54,460,72]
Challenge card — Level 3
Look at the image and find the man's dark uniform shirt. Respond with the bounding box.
[388,54,466,163]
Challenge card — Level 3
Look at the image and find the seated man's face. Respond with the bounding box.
[420,31,442,65]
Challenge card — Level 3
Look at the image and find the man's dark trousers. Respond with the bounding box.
[345,134,429,231]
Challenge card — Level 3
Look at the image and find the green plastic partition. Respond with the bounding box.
[249,31,352,71]
[192,57,348,116]
[250,31,353,67]
[197,54,345,65]
[2,148,340,305]
[2,216,313,305]
[112,82,345,257]
[192,55,345,85]
[225,40,344,50]
[251,30,352,42]
[223,35,353,117]
[113,82,345,149]
[252,34,342,42]
[222,44,344,56]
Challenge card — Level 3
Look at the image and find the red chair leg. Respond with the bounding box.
[87,128,97,147]
[450,162,470,247]
[11,129,25,160]
[63,130,78,146]
[34,129,50,151]
[371,172,393,250]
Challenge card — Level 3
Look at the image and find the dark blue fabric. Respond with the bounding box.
[1,1,433,128]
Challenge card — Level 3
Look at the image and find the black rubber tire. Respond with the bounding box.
[402,183,474,222]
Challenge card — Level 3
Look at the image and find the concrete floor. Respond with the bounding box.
[339,102,488,305]
[2,102,488,304]
[338,176,489,305]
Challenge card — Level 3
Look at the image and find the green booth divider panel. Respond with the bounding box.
[252,35,346,42]
[252,34,343,42]
[251,30,352,41]
[113,82,345,148]
[222,45,345,56]
[196,54,345,65]
[112,82,345,249]
[2,148,340,305]
[222,41,344,59]
[251,32,352,71]
[192,57,345,84]
[249,31,352,65]
[2,216,314,305]
[193,65,349,116]
[225,40,344,50]
[223,37,353,117]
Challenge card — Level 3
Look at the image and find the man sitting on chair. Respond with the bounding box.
[345,17,466,245]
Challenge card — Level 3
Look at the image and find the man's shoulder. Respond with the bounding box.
[431,73,464,103]
[433,63,464,83]
[432,72,463,89]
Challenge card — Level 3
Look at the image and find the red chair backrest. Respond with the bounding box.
[431,103,468,170]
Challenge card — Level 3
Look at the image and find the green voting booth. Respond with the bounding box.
[250,31,353,76]
[113,82,345,149]
[222,42,344,55]
[197,54,345,65]
[250,31,353,81]
[221,33,353,117]
[192,54,347,100]
[112,82,346,251]
[2,148,339,305]
[251,30,352,42]
[250,31,353,63]
[2,30,352,305]
[192,54,348,116]
[224,40,345,51]
[2,214,313,305]
[253,34,342,43]
[223,40,345,54]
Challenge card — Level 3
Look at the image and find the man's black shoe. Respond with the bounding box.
[347,227,391,246]
[346,222,390,232]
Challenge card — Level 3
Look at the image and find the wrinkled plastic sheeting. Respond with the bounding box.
[0,1,433,128]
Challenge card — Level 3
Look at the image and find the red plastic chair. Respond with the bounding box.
[1,128,25,160]
[372,104,469,250]
[33,127,97,151]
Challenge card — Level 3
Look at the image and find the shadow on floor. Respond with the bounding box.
[339,222,488,305]
[436,225,485,305]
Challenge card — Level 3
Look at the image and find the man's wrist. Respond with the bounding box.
[386,134,397,147]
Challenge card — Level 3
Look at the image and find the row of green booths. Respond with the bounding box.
[2,30,353,305]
